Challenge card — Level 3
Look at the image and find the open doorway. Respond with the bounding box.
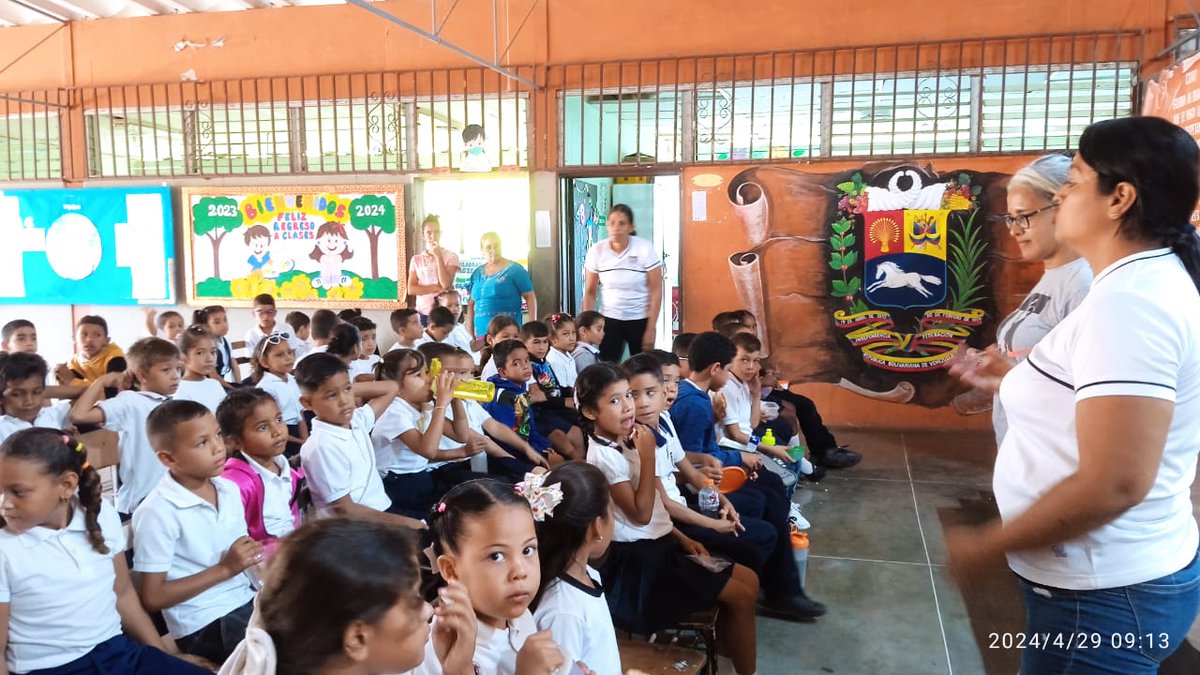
[559,174,681,351]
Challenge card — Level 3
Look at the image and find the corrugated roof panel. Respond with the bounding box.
[0,0,366,25]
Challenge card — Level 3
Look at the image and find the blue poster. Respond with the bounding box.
[0,187,174,305]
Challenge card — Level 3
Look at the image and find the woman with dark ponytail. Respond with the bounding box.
[0,428,211,674]
[947,116,1200,674]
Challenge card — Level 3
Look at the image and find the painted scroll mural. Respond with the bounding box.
[718,164,1010,408]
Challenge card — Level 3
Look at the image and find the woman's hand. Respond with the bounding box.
[945,522,1008,585]
[641,322,657,352]
[947,345,1017,395]
[432,580,478,675]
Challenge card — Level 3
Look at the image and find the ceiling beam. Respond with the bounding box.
[39,0,99,19]
[345,0,539,89]
[10,0,68,23]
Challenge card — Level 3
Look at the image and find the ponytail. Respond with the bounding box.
[192,308,210,326]
[1172,227,1200,295]
[326,323,362,360]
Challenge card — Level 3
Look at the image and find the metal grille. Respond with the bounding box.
[554,31,1142,168]
[79,68,535,178]
[0,90,68,181]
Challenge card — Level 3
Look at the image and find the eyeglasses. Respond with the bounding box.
[999,204,1057,233]
[254,308,277,316]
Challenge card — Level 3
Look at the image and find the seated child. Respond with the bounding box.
[670,333,697,378]
[479,316,521,380]
[522,321,584,459]
[389,308,427,352]
[284,310,311,353]
[531,463,621,675]
[0,429,211,675]
[70,337,180,516]
[295,310,340,365]
[424,306,459,346]
[435,288,482,362]
[759,357,861,470]
[56,315,126,388]
[0,353,72,444]
[544,312,579,389]
[218,388,306,548]
[220,518,478,675]
[347,316,382,381]
[483,340,556,464]
[245,294,307,360]
[571,311,604,371]
[194,306,241,384]
[579,363,760,675]
[1,319,37,354]
[371,349,484,518]
[174,326,229,413]
[430,479,568,675]
[716,333,800,490]
[133,401,261,664]
[324,322,362,368]
[251,333,307,456]
[295,353,423,530]
[145,309,185,342]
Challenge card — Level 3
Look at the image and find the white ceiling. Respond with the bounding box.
[0,0,365,27]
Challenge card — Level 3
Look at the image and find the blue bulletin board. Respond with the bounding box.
[0,187,174,305]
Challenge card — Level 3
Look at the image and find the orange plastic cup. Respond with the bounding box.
[718,466,748,494]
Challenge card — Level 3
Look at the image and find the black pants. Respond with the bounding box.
[174,599,254,665]
[723,469,803,596]
[598,316,648,362]
[765,389,838,452]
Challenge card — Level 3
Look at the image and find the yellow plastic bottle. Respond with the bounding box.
[429,358,497,403]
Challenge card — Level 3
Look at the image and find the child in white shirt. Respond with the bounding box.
[174,326,230,413]
[0,353,72,445]
[572,311,605,372]
[252,333,307,457]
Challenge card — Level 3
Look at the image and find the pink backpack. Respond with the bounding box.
[222,456,305,543]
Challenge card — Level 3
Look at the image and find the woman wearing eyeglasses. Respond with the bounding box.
[950,153,1092,444]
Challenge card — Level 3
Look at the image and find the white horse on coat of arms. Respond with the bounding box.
[866,261,942,298]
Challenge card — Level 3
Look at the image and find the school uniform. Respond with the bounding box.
[473,609,537,674]
[348,354,381,381]
[300,404,392,516]
[586,435,730,634]
[215,336,238,383]
[547,347,578,388]
[0,500,208,675]
[445,323,482,364]
[529,355,578,439]
[484,376,552,456]
[371,398,439,518]
[256,372,304,456]
[533,570,621,675]
[292,344,327,366]
[132,475,256,664]
[572,342,600,371]
[432,402,490,486]
[222,455,304,544]
[0,402,71,445]
[243,328,307,362]
[716,377,797,488]
[97,390,171,515]
[174,378,227,413]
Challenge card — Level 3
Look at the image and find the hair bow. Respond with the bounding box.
[514,472,564,522]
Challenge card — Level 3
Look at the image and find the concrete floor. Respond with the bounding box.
[753,427,1200,675]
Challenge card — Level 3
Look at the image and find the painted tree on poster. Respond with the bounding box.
[349,195,396,279]
[192,197,242,279]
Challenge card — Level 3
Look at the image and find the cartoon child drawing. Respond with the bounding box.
[309,221,353,289]
[244,224,272,272]
[460,123,491,172]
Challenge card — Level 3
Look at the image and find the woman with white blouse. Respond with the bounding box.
[582,204,664,361]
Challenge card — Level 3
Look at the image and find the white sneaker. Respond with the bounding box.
[788,502,810,530]
[797,457,815,476]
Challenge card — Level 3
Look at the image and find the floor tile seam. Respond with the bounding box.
[903,432,956,675]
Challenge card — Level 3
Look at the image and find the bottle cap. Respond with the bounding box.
[702,479,715,487]
[790,530,809,549]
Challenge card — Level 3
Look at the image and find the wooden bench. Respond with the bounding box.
[617,638,706,675]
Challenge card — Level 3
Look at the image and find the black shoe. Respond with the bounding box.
[756,592,827,621]
[815,445,862,469]
[803,464,827,483]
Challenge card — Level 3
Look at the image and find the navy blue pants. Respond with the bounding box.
[22,635,210,675]
[723,469,803,597]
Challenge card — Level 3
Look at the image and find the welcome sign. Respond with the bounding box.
[182,186,406,307]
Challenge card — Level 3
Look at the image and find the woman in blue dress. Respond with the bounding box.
[465,231,538,337]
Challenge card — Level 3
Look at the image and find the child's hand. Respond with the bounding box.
[711,393,728,421]
[432,580,478,675]
[433,371,460,408]
[739,451,764,471]
[529,384,548,404]
[524,448,551,469]
[98,371,130,390]
[630,424,656,461]
[705,515,738,535]
[220,536,265,576]
[718,494,744,532]
[678,535,709,557]
[465,433,490,456]
[700,465,724,483]
[54,363,74,385]
[515,630,565,675]
[762,445,792,462]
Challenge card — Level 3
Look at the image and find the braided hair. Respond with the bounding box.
[0,428,108,554]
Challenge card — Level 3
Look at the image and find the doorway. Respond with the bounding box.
[559,173,681,351]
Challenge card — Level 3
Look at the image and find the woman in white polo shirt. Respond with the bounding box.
[947,116,1200,674]
[582,204,664,361]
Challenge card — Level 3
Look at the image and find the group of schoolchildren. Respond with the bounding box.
[0,298,861,675]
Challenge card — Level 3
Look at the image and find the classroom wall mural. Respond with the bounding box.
[182,186,406,307]
[0,187,173,305]
[686,163,1015,409]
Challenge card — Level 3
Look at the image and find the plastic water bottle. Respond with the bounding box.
[698,479,721,518]
[791,528,810,587]
[787,443,806,462]
[761,429,776,447]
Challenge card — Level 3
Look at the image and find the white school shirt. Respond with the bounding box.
[132,475,256,638]
[572,342,600,372]
[247,455,297,538]
[0,501,125,672]
[583,236,663,321]
[97,390,170,513]
[995,249,1200,590]
[430,400,492,469]
[256,372,303,425]
[446,324,482,364]
[533,570,621,675]
[587,436,673,542]
[348,354,382,381]
[546,347,578,388]
[714,377,754,451]
[388,338,425,353]
[0,402,71,445]
[474,609,537,675]
[656,414,688,507]
[300,405,392,515]
[174,377,228,413]
[293,343,327,366]
[243,327,308,361]
[371,398,433,475]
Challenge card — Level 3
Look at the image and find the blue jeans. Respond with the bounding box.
[1017,551,1200,674]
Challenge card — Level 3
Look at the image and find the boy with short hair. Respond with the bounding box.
[388,308,426,351]
[133,400,261,664]
[671,332,697,379]
[71,337,182,516]
[56,316,126,387]
[0,353,71,444]
[285,311,311,343]
[347,316,381,382]
[483,339,556,465]
[1,320,37,354]
[295,353,422,528]
[521,321,584,459]
[295,309,339,365]
[425,306,459,345]
[435,289,481,361]
[245,294,307,359]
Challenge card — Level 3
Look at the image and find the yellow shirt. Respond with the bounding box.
[67,343,126,387]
